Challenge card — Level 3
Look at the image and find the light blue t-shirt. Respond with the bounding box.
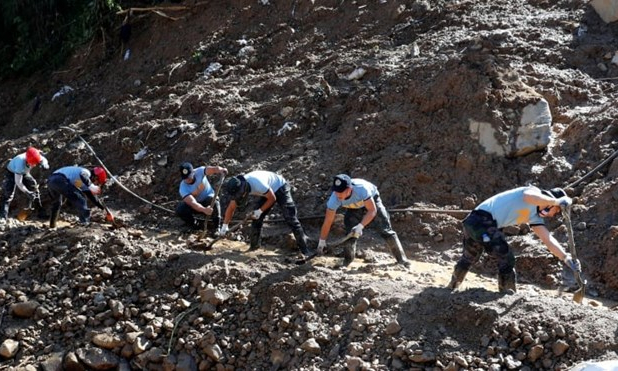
[53,166,92,192]
[7,154,31,175]
[179,166,214,202]
[475,186,545,228]
[244,171,286,195]
[326,178,378,210]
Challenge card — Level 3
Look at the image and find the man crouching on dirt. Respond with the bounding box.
[318,174,410,268]
[47,166,110,227]
[176,162,227,235]
[447,186,582,294]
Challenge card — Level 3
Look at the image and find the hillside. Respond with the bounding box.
[1,0,618,370]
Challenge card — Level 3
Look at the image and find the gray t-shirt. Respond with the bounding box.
[475,186,545,228]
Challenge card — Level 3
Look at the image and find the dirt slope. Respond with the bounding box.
[1,0,618,369]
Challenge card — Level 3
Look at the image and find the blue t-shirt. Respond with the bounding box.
[179,166,214,202]
[244,171,286,196]
[7,154,31,175]
[53,166,93,192]
[475,186,545,228]
[326,178,378,210]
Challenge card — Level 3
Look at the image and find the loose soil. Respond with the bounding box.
[1,0,618,370]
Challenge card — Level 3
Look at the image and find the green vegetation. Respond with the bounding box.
[0,0,122,78]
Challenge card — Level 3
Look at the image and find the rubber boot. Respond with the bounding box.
[386,234,410,268]
[293,229,311,256]
[248,228,261,251]
[447,266,468,290]
[49,207,60,228]
[498,271,517,294]
[342,238,357,266]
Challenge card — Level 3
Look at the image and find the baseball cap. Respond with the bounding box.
[542,187,566,199]
[226,176,247,199]
[332,174,351,193]
[180,162,194,179]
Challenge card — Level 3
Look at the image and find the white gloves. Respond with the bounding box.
[251,209,263,220]
[40,157,49,169]
[351,223,364,238]
[557,196,572,209]
[564,253,581,272]
[88,184,101,195]
[219,224,229,235]
[317,239,327,255]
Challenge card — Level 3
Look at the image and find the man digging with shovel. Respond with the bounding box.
[1,147,49,223]
[47,165,111,227]
[220,170,313,258]
[447,185,582,295]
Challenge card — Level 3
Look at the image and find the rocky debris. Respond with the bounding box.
[1,0,618,369]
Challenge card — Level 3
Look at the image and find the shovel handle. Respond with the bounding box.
[197,174,226,241]
[561,206,586,294]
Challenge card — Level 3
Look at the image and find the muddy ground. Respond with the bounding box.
[1,0,618,370]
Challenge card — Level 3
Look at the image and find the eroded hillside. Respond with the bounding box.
[1,0,618,369]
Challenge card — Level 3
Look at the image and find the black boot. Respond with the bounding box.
[248,228,261,251]
[447,266,468,290]
[385,234,410,268]
[498,270,517,294]
[293,229,312,256]
[49,207,60,228]
[342,238,358,266]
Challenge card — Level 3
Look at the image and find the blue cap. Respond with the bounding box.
[180,162,193,179]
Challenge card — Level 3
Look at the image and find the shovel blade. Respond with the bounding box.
[573,285,585,304]
[16,209,31,221]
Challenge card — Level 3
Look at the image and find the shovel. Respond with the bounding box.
[16,191,41,221]
[195,214,251,251]
[294,232,356,265]
[561,206,586,304]
[16,200,35,221]
[196,174,226,242]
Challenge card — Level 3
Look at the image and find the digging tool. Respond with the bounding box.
[98,197,122,228]
[196,174,226,242]
[198,214,251,251]
[16,189,42,221]
[561,206,586,304]
[294,232,356,265]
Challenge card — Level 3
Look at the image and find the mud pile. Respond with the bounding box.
[1,0,618,369]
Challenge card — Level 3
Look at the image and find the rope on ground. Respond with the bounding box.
[566,147,618,189]
[167,305,198,355]
[60,126,176,215]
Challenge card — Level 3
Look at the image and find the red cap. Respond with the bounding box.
[93,167,107,184]
[25,147,42,166]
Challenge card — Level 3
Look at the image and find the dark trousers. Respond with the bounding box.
[48,173,90,223]
[455,210,515,276]
[1,169,38,219]
[250,182,309,253]
[176,197,221,233]
[342,194,397,239]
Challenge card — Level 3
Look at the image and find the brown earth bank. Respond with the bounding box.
[1,0,618,369]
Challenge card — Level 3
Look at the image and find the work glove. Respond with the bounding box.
[351,223,364,238]
[219,224,229,235]
[89,184,101,195]
[557,196,572,209]
[564,253,581,272]
[317,239,327,255]
[40,158,49,170]
[250,209,263,220]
